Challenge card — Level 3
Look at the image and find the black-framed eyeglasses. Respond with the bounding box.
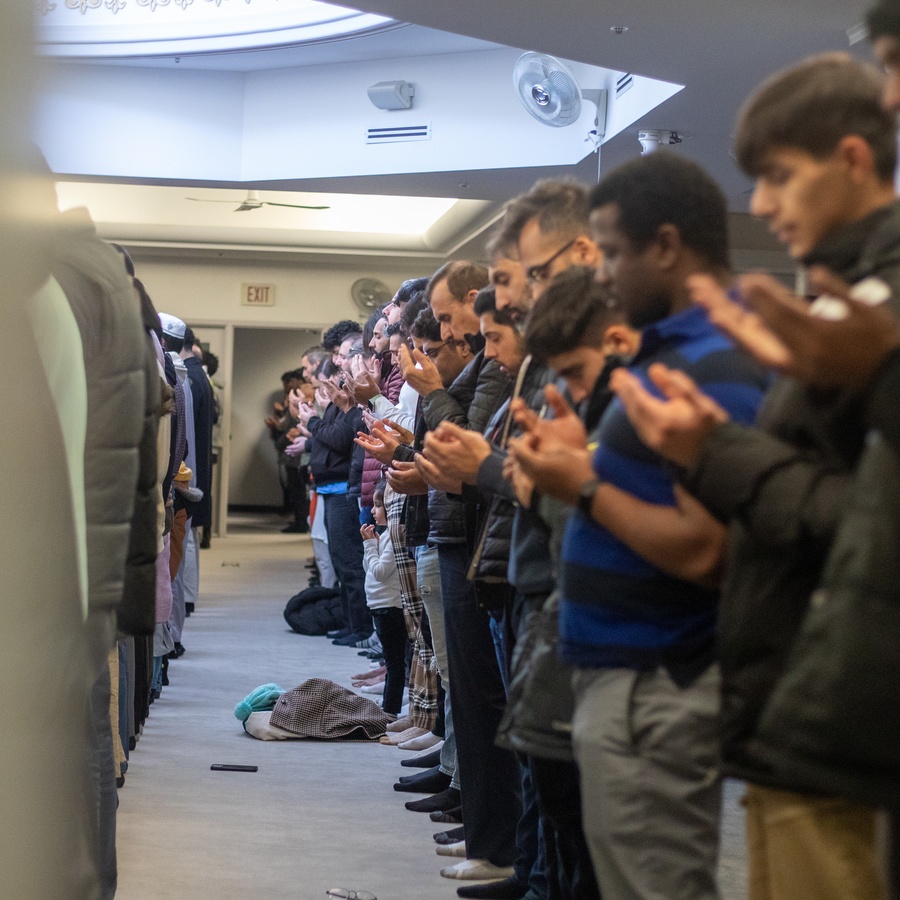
[526,238,577,284]
[326,890,376,900]
[422,342,446,360]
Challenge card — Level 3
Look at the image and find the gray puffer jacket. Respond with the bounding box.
[52,209,158,663]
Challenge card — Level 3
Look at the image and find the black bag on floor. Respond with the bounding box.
[283,585,342,636]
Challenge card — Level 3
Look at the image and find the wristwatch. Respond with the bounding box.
[577,477,599,517]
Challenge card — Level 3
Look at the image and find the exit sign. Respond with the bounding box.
[241,283,276,307]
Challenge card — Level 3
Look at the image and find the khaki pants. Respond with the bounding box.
[745,784,887,900]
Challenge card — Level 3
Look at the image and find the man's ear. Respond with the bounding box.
[572,234,603,269]
[602,324,641,357]
[653,223,683,272]
[464,288,480,305]
[836,134,879,185]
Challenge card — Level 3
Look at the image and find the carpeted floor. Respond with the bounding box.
[115,513,747,900]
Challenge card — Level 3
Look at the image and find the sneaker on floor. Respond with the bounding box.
[440,860,515,881]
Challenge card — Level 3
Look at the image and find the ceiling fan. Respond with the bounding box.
[186,189,330,212]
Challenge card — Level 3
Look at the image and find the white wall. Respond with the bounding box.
[229,326,319,507]
[130,254,433,328]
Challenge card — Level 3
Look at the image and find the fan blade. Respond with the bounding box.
[186,197,243,203]
[262,202,330,210]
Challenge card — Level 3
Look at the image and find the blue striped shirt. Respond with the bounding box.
[559,304,768,682]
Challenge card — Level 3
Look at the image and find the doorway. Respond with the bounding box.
[228,325,320,525]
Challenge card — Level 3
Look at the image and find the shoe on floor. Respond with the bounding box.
[393,767,450,794]
[400,747,442,769]
[455,875,528,899]
[404,786,460,813]
[327,628,351,640]
[430,805,463,824]
[441,860,515,881]
[436,840,466,858]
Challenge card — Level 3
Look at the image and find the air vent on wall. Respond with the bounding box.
[616,73,634,98]
[366,123,431,144]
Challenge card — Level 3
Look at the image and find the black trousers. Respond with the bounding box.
[371,607,408,715]
[285,465,310,531]
[323,493,371,636]
[438,542,521,866]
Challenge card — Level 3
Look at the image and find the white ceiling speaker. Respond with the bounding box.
[638,130,682,155]
[513,52,583,128]
[351,277,392,314]
[368,80,415,110]
[186,190,329,212]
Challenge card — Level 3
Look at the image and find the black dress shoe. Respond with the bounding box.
[333,631,370,646]
[167,642,185,660]
[185,601,194,616]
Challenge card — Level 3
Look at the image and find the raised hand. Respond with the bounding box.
[399,343,444,397]
[415,450,464,494]
[422,422,491,486]
[507,433,593,505]
[737,268,900,389]
[512,384,587,452]
[610,363,729,468]
[386,459,429,496]
[382,418,415,445]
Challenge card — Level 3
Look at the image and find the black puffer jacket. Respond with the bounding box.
[420,349,511,543]
[471,357,550,582]
[308,404,363,487]
[52,209,158,658]
[681,200,900,792]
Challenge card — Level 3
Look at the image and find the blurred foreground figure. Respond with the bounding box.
[0,8,98,898]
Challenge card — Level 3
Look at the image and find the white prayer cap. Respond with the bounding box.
[158,313,186,339]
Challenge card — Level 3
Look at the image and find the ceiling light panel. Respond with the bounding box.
[36,0,396,59]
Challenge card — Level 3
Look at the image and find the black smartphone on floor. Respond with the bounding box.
[210,764,258,772]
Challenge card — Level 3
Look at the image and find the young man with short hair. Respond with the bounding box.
[496,180,601,302]
[510,153,768,900]
[611,53,898,900]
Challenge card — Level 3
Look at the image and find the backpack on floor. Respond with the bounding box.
[283,585,342,636]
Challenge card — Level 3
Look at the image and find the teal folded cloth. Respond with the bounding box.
[234,683,287,722]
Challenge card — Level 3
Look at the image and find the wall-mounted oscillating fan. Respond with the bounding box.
[351,278,392,314]
[513,52,583,127]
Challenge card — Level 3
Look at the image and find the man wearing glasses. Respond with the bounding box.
[500,180,603,300]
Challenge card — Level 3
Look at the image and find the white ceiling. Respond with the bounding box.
[35,0,869,263]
